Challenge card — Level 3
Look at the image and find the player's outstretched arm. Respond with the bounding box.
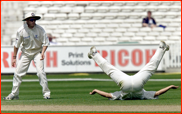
[90,89,112,98]
[154,85,179,97]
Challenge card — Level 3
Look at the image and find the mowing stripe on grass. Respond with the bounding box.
[1,78,181,82]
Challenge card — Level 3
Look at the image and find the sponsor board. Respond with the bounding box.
[1,45,164,73]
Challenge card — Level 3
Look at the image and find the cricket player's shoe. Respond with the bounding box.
[159,41,169,51]
[44,95,50,99]
[88,46,98,59]
[3,94,19,100]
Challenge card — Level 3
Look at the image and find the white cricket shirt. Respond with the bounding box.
[14,23,49,56]
[109,89,158,100]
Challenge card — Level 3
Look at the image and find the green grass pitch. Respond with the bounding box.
[1,73,181,113]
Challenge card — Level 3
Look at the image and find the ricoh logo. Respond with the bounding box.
[95,49,156,67]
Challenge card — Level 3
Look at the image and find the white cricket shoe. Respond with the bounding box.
[3,94,19,100]
[88,46,98,59]
[44,95,50,99]
[159,41,169,51]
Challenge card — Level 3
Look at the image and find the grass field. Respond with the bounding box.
[1,73,181,113]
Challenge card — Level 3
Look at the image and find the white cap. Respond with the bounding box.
[22,12,41,21]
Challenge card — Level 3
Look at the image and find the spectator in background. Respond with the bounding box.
[47,33,60,45]
[142,11,157,28]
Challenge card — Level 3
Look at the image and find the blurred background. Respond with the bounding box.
[1,1,181,73]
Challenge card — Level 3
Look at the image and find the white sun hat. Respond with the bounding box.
[22,12,41,21]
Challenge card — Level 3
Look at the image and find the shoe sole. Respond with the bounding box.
[90,46,96,51]
[88,46,96,59]
[88,53,92,59]
[161,40,169,51]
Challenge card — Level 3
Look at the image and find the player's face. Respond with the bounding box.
[26,18,36,28]
[147,12,151,18]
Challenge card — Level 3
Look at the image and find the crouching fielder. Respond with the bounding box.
[4,12,51,100]
[88,41,178,100]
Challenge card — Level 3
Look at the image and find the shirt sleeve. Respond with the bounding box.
[42,31,50,46]
[143,90,158,100]
[109,91,122,100]
[153,18,157,25]
[14,31,22,48]
[142,18,146,23]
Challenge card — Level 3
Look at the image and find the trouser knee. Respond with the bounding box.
[13,73,23,85]
[37,69,46,77]
[37,71,47,83]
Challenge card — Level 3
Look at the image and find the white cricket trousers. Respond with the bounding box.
[11,52,50,97]
[92,48,166,93]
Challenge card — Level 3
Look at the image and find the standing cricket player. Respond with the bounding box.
[4,12,51,100]
[88,41,179,100]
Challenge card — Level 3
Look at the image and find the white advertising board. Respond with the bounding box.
[1,45,164,73]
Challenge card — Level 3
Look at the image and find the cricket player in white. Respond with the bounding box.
[88,41,178,100]
[4,12,51,100]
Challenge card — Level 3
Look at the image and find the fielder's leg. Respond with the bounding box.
[4,54,31,100]
[134,41,169,84]
[88,46,128,85]
[33,53,51,99]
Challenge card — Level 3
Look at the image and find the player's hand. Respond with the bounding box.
[171,85,179,89]
[40,53,45,60]
[89,89,97,95]
[12,59,16,67]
